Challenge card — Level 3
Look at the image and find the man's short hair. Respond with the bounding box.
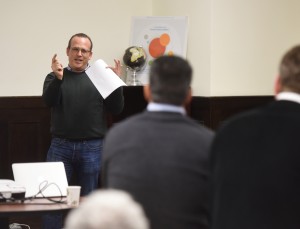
[150,55,192,105]
[67,33,93,51]
[279,44,300,93]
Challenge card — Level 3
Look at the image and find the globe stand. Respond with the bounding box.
[126,68,142,86]
[123,46,147,86]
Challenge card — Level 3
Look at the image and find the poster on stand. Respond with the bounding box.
[128,16,189,85]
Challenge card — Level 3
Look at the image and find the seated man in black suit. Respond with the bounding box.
[210,44,300,229]
[102,55,214,229]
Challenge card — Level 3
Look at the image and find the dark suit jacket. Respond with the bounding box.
[211,100,300,229]
[102,110,214,229]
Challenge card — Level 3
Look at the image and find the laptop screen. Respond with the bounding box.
[12,162,68,198]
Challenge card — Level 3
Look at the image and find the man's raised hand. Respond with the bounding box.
[107,59,122,77]
[52,54,64,80]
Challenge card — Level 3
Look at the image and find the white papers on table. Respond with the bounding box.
[86,59,126,99]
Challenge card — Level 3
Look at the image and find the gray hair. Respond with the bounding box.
[279,44,300,93]
[64,189,149,229]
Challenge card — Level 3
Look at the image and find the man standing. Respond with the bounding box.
[42,33,124,229]
[210,45,300,229]
[43,33,124,195]
[102,55,214,229]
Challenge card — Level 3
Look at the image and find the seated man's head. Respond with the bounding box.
[144,55,192,106]
[275,45,300,94]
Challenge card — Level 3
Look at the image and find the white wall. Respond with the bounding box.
[211,0,300,96]
[0,0,152,96]
[1,0,300,97]
[153,0,300,96]
[153,0,211,96]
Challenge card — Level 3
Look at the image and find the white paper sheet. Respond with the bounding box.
[86,59,126,99]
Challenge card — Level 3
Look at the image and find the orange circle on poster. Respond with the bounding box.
[149,38,166,58]
[160,33,170,46]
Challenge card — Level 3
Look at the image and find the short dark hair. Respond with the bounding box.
[279,45,300,93]
[149,55,192,105]
[67,33,93,51]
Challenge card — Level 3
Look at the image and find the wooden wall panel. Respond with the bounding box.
[8,121,43,162]
[189,96,274,130]
[0,97,51,179]
[108,86,147,126]
[190,97,211,126]
[0,91,274,181]
[0,92,275,229]
[209,96,274,129]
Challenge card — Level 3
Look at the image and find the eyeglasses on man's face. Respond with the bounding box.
[70,47,91,55]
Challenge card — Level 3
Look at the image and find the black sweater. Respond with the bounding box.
[42,68,124,139]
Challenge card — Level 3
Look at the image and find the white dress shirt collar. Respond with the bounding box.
[67,64,90,72]
[276,92,300,104]
[147,102,186,115]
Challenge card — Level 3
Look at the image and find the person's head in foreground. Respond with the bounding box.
[275,44,300,95]
[64,189,149,229]
[143,55,192,106]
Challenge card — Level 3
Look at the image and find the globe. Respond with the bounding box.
[123,46,147,85]
[123,46,147,71]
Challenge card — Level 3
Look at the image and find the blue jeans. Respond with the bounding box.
[42,137,102,229]
[46,137,103,196]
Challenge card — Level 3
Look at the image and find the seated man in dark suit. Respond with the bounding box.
[102,55,214,229]
[210,44,300,229]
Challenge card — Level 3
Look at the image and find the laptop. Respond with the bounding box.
[12,162,68,198]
